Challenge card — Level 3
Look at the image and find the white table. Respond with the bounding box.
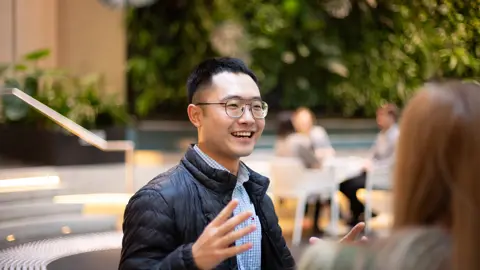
[323,156,365,182]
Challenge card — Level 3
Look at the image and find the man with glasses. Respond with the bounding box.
[120,58,363,270]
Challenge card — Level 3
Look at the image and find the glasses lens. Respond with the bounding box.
[225,99,244,118]
[225,99,269,119]
[251,100,268,118]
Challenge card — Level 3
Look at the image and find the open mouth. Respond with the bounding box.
[231,131,254,139]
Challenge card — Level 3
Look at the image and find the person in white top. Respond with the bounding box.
[292,107,336,162]
[340,103,400,227]
[290,107,335,233]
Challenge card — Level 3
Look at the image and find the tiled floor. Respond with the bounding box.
[47,245,313,270]
[0,148,392,269]
[47,245,312,270]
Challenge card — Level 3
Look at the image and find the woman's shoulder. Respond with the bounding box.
[299,227,450,270]
[298,239,342,270]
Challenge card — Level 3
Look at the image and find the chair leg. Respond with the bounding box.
[328,186,339,236]
[293,196,307,246]
[365,190,372,234]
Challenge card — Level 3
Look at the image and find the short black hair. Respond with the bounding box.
[186,57,258,103]
[276,111,295,138]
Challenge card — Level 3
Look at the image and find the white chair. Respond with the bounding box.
[270,157,338,245]
[364,165,392,233]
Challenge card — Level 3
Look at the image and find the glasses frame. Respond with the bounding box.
[195,99,268,119]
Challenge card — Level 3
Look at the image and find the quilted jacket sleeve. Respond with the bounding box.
[119,188,199,270]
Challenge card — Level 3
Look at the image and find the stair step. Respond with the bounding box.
[0,166,58,179]
[0,187,63,203]
[0,214,118,248]
[0,201,83,222]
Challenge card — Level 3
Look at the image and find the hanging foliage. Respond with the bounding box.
[127,0,480,118]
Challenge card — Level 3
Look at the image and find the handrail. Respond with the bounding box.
[0,88,135,193]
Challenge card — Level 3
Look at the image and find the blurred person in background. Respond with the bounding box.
[300,80,480,270]
[291,107,336,163]
[275,111,321,169]
[274,111,324,234]
[340,103,399,227]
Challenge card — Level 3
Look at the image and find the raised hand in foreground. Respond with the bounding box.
[192,199,256,270]
[309,222,368,245]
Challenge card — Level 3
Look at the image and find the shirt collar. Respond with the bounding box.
[193,144,250,185]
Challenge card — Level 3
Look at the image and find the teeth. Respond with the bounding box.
[232,132,252,137]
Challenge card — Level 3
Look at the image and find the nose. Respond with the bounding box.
[238,105,256,124]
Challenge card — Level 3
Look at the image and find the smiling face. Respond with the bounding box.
[187,71,265,168]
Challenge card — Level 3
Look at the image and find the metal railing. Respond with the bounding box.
[0,88,135,193]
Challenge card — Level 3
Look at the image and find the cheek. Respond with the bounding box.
[208,114,235,135]
[256,120,266,133]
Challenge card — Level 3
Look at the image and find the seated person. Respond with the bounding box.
[340,103,400,227]
[275,111,321,169]
[291,107,335,163]
[274,111,324,233]
[299,80,480,270]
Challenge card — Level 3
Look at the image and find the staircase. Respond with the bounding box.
[0,168,118,250]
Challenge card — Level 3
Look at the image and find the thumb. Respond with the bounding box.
[309,237,321,244]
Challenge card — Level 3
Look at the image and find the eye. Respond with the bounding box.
[226,100,242,109]
[251,101,264,111]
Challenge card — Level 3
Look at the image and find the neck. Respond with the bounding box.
[382,123,395,132]
[299,127,312,135]
[197,143,240,175]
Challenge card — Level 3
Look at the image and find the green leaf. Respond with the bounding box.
[14,64,27,71]
[282,0,300,17]
[24,49,50,61]
[4,78,21,89]
[449,56,458,70]
[23,76,39,95]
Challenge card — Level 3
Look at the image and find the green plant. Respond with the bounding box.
[0,49,130,129]
[127,0,480,118]
[0,49,51,123]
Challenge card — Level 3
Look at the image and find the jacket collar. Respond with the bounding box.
[180,146,270,198]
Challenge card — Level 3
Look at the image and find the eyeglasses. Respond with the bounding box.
[195,98,269,119]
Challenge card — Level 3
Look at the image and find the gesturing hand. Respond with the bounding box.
[192,199,256,270]
[309,222,368,245]
[339,222,367,243]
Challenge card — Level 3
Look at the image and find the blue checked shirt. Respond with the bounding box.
[194,145,262,270]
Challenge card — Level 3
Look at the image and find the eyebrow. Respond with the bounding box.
[219,95,263,101]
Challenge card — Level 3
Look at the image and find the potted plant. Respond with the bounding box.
[0,49,131,166]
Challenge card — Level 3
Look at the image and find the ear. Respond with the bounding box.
[187,104,203,128]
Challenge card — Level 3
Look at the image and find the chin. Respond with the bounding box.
[231,146,255,158]
[235,148,255,157]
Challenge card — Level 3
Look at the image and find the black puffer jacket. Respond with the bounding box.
[119,147,295,270]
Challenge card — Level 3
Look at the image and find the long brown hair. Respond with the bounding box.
[393,80,480,270]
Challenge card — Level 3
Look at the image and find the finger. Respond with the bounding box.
[217,211,253,235]
[350,236,369,246]
[219,243,253,259]
[309,237,321,245]
[210,200,239,227]
[217,224,256,247]
[340,222,365,243]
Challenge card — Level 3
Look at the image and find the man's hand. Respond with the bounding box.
[309,222,367,245]
[339,222,367,243]
[192,200,256,270]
